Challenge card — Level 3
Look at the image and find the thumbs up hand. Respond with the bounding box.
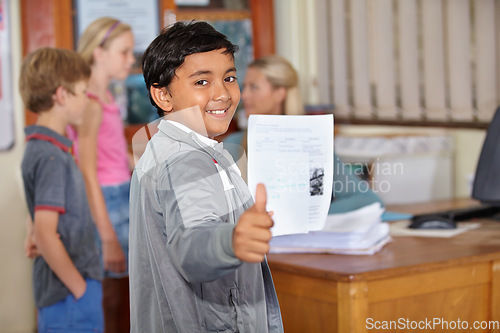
[233,183,274,263]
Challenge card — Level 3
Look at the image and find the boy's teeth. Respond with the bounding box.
[207,110,226,114]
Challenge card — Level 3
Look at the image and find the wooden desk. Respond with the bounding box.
[267,198,500,332]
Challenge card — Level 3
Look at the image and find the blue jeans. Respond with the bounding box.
[37,279,104,333]
[98,181,130,278]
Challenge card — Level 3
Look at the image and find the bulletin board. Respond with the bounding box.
[0,0,15,151]
[74,0,160,53]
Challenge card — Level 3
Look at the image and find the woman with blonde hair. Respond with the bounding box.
[224,55,383,214]
[67,17,135,333]
[243,55,304,116]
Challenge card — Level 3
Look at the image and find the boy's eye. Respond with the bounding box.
[195,80,209,86]
[225,76,237,83]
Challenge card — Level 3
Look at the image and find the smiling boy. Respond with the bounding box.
[129,21,283,332]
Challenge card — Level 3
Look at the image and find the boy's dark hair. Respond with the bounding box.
[19,47,90,113]
[142,21,239,117]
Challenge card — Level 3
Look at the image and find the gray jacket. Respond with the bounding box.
[129,120,283,333]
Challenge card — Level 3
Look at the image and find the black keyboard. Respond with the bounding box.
[413,205,500,222]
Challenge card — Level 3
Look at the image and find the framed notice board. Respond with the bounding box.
[0,0,15,151]
[74,0,160,53]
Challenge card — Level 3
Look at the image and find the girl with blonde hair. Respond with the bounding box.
[67,17,135,333]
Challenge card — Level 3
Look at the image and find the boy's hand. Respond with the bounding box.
[24,233,39,259]
[233,183,274,263]
[24,229,60,259]
[73,280,87,300]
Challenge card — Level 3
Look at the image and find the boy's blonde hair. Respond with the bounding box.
[249,55,304,115]
[78,17,132,65]
[19,47,91,113]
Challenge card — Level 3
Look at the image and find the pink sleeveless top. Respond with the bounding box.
[68,91,130,185]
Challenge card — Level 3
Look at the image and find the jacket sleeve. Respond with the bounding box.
[157,150,242,283]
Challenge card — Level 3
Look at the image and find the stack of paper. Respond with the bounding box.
[270,203,391,255]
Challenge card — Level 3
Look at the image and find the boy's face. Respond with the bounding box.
[66,80,89,126]
[161,49,240,139]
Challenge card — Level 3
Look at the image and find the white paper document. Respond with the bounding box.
[247,114,334,236]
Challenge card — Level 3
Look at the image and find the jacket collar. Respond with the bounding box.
[158,119,224,154]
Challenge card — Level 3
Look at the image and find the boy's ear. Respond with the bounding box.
[150,86,173,113]
[53,86,68,106]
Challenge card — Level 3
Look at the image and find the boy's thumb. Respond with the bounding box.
[253,183,267,213]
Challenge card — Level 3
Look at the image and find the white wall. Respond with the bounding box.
[451,129,487,197]
[336,125,487,199]
[0,1,36,332]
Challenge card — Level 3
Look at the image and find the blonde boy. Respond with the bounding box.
[20,47,103,333]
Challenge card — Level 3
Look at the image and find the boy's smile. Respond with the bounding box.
[159,49,240,139]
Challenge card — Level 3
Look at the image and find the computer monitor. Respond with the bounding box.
[472,106,500,206]
[409,110,500,226]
